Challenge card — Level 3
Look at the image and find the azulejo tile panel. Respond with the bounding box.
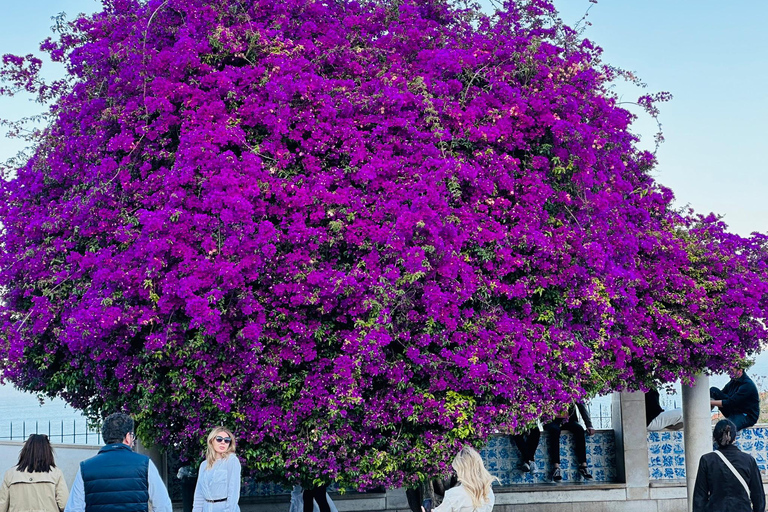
[480,431,617,484]
[647,426,768,480]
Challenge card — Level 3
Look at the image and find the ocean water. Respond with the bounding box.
[0,382,100,444]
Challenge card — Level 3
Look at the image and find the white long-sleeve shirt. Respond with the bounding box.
[434,484,494,512]
[192,455,241,512]
[64,460,171,512]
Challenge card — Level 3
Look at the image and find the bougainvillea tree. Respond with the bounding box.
[1,0,767,488]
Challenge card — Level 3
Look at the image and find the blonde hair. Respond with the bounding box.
[452,446,498,508]
[205,426,236,469]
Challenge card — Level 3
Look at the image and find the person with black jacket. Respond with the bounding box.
[710,368,760,431]
[543,402,594,482]
[693,419,765,512]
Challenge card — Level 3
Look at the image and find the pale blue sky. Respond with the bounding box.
[2,0,766,237]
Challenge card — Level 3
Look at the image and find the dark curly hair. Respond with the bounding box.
[102,413,134,444]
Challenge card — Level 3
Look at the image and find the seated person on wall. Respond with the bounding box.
[645,388,684,431]
[710,363,760,431]
[543,402,595,482]
[510,424,540,473]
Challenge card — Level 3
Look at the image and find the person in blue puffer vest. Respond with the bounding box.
[64,412,173,512]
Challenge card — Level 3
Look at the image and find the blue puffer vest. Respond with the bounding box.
[81,443,150,512]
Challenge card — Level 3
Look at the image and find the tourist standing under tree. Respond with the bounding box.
[0,434,69,512]
[693,418,765,512]
[193,427,241,512]
[64,412,172,512]
[424,446,497,512]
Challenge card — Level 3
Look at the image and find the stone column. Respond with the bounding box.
[136,440,168,485]
[682,374,711,512]
[611,391,650,500]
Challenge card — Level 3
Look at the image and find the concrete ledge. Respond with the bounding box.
[494,483,628,505]
[236,492,388,512]
[649,479,686,487]
[0,440,100,450]
[496,482,627,493]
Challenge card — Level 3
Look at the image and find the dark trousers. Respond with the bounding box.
[405,487,422,512]
[510,428,540,462]
[181,477,195,512]
[303,486,330,512]
[544,420,586,465]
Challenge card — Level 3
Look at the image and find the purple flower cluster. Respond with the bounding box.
[1,0,767,489]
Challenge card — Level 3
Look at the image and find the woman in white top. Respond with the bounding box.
[192,427,241,512]
[430,447,497,512]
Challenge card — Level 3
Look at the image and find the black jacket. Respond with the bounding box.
[693,444,765,512]
[721,372,761,425]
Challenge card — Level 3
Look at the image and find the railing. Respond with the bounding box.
[0,420,102,445]
[586,395,682,430]
[587,402,612,429]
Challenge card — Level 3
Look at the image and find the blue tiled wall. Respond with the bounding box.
[648,426,768,479]
[480,431,617,484]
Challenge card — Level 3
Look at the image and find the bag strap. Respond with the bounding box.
[714,449,750,500]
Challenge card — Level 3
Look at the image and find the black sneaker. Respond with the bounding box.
[551,467,562,482]
[578,466,593,480]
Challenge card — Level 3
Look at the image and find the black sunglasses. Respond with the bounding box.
[214,436,232,444]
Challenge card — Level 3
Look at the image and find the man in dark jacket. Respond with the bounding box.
[64,413,172,512]
[710,368,761,431]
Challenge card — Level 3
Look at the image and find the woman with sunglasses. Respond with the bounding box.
[0,434,69,512]
[192,427,241,512]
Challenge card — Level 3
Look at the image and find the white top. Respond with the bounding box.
[434,484,495,512]
[192,455,241,512]
[65,459,172,512]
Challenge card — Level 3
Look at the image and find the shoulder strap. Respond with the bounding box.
[714,449,750,500]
